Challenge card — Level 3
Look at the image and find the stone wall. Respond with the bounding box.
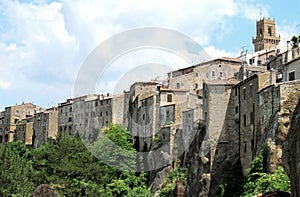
[283,100,300,197]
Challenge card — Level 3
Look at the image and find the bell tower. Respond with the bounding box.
[252,18,280,52]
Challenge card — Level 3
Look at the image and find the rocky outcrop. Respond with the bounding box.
[184,125,208,197]
[283,100,300,197]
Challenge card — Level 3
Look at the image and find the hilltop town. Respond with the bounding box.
[1,17,300,196]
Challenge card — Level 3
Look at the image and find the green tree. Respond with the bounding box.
[0,141,35,196]
[242,147,290,196]
[291,35,300,48]
[215,159,246,197]
[159,167,188,197]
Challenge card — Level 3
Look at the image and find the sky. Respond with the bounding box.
[0,0,300,110]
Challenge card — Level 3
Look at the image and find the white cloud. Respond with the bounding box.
[204,45,239,59]
[0,80,11,89]
[0,0,275,109]
[277,22,299,52]
[236,1,269,20]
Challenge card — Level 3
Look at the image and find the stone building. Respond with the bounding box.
[167,57,241,94]
[58,93,124,142]
[282,57,300,82]
[237,17,281,68]
[201,79,240,196]
[58,98,74,135]
[257,80,300,173]
[33,107,58,148]
[252,17,280,52]
[267,46,300,82]
[14,118,34,145]
[235,72,272,175]
[0,102,43,144]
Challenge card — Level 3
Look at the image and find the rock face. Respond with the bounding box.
[184,125,207,197]
[283,100,300,197]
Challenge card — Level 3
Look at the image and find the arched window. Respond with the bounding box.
[268,27,272,36]
[195,72,199,77]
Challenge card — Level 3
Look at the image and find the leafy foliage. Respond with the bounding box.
[0,124,151,196]
[291,35,300,48]
[159,167,188,197]
[215,159,246,197]
[216,147,290,197]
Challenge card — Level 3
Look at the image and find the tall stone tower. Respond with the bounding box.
[252,18,280,52]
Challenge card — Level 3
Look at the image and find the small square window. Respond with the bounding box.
[289,72,295,81]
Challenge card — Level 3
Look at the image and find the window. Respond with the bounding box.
[289,72,295,81]
[250,84,253,97]
[15,110,19,115]
[268,27,272,36]
[142,114,145,120]
[249,59,254,65]
[220,72,223,77]
[243,87,246,100]
[259,28,263,36]
[235,88,238,97]
[95,101,98,107]
[257,60,262,66]
[212,71,215,77]
[68,117,72,122]
[235,106,238,114]
[195,83,198,89]
[69,107,72,112]
[176,83,180,89]
[167,94,172,102]
[166,111,169,119]
[106,111,108,116]
[243,114,246,127]
[4,134,8,143]
[206,72,209,79]
[195,72,199,77]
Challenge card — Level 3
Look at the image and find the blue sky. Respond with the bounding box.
[0,0,300,110]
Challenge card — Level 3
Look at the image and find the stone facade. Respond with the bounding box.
[236,72,272,175]
[0,102,43,144]
[14,118,34,145]
[33,108,58,148]
[252,18,280,52]
[201,80,239,196]
[168,57,241,95]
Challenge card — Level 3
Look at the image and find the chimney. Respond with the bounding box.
[270,68,276,85]
[286,41,292,63]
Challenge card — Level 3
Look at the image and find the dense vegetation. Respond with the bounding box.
[216,147,290,197]
[159,167,188,197]
[0,124,151,196]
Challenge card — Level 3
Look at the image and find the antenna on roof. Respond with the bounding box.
[260,12,262,20]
